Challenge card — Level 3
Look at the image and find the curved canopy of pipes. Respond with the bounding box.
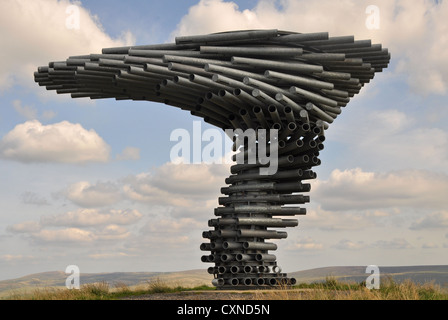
[34,30,390,289]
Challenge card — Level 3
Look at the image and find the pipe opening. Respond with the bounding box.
[272,266,282,273]
[212,278,225,287]
[244,265,253,273]
[230,266,239,274]
[218,266,227,274]
[231,278,239,286]
[253,106,262,113]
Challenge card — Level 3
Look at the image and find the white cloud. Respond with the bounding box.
[0,254,34,263]
[329,109,448,171]
[0,120,111,163]
[47,160,227,236]
[122,161,229,207]
[41,110,57,120]
[40,209,142,228]
[116,147,140,161]
[88,252,134,260]
[12,100,57,121]
[7,209,141,245]
[173,0,448,95]
[410,211,448,230]
[372,238,413,249]
[64,181,122,207]
[94,224,131,241]
[173,0,263,37]
[0,0,135,91]
[21,191,49,206]
[304,205,379,231]
[13,100,37,120]
[140,217,203,234]
[313,168,448,211]
[422,242,438,249]
[61,161,228,209]
[332,239,366,250]
[287,237,324,251]
[31,228,96,243]
[7,221,41,233]
[126,233,192,251]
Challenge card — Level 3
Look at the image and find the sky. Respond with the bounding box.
[0,0,447,281]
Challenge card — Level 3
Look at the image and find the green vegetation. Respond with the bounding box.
[274,276,448,300]
[5,278,215,300]
[4,276,447,300]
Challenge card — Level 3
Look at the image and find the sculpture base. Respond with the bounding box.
[202,163,310,289]
[212,272,297,288]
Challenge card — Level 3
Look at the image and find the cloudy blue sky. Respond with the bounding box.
[0,0,447,281]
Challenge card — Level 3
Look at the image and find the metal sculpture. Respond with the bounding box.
[34,30,390,289]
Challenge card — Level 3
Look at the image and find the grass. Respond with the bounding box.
[4,278,215,300]
[4,276,448,300]
[256,276,448,300]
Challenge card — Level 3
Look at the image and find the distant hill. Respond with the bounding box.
[0,269,213,298]
[1,265,447,298]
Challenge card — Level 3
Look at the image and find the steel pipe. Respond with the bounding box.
[176,29,279,45]
[237,230,288,239]
[265,70,333,90]
[252,89,284,108]
[256,254,276,262]
[217,217,298,228]
[231,56,324,74]
[215,205,307,216]
[200,46,303,57]
[243,242,278,251]
[219,194,310,205]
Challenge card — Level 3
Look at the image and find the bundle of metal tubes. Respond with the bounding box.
[34,29,390,289]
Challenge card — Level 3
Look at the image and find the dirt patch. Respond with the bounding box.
[121,289,312,300]
[122,291,257,300]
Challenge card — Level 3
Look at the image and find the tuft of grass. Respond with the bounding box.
[4,277,215,300]
[146,278,177,294]
[259,276,448,300]
[82,282,110,298]
[113,281,131,294]
[5,276,447,300]
[8,281,112,300]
